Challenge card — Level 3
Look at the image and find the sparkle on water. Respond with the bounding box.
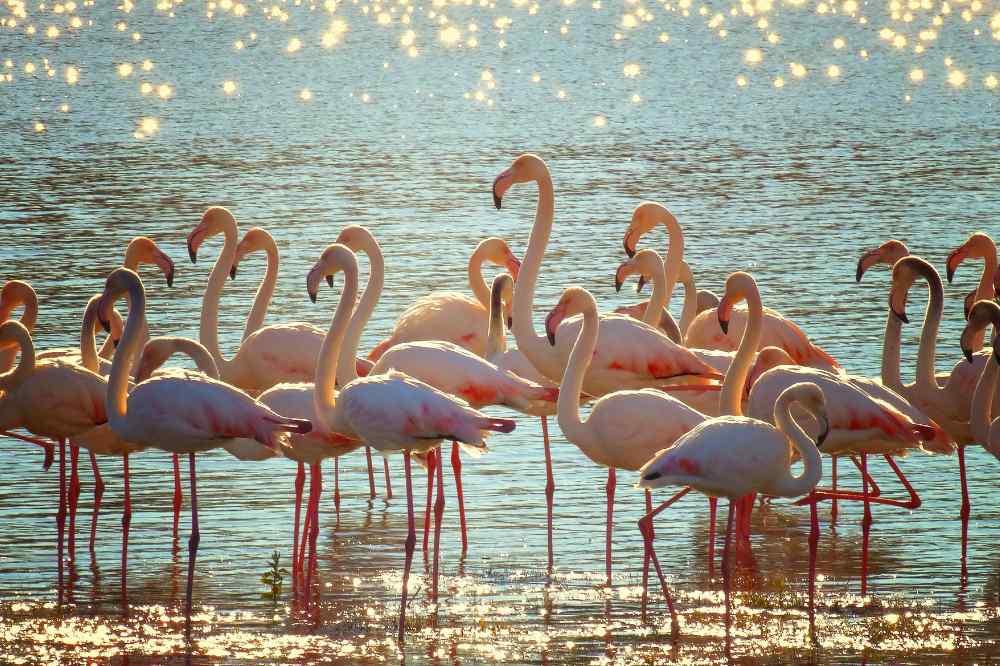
[2,0,1000,661]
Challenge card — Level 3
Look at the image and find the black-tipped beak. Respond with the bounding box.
[492,186,502,210]
[326,275,334,287]
[614,278,623,293]
[99,314,112,334]
[855,259,865,283]
[642,471,662,482]
[636,275,647,293]
[229,265,237,280]
[719,317,729,335]
[816,416,830,447]
[946,261,957,284]
[623,236,635,259]
[309,291,317,304]
[963,345,974,364]
[506,316,513,330]
[188,244,197,264]
[112,337,119,349]
[166,269,175,288]
[546,329,556,346]
[891,305,909,324]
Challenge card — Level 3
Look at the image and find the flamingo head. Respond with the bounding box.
[306,243,359,304]
[135,337,176,383]
[490,273,515,331]
[961,300,1000,364]
[492,153,547,210]
[544,286,594,346]
[0,281,37,322]
[946,232,993,284]
[230,227,274,280]
[97,268,142,333]
[623,202,675,258]
[335,225,380,286]
[889,256,940,325]
[855,239,909,283]
[125,236,175,287]
[84,294,124,348]
[615,249,663,294]
[475,237,521,281]
[718,271,757,335]
[0,320,29,355]
[746,346,795,393]
[783,382,829,446]
[187,206,237,264]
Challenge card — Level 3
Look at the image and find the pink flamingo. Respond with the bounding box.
[637,381,826,638]
[95,267,312,638]
[964,301,1000,457]
[613,245,682,342]
[366,237,521,361]
[947,232,998,352]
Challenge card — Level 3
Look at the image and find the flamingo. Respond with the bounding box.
[365,236,521,361]
[225,224,381,496]
[964,301,1000,458]
[492,155,721,397]
[0,280,39,372]
[637,382,826,637]
[947,232,998,351]
[95,267,312,638]
[613,247,681,342]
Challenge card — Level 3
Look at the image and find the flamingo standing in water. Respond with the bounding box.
[95,267,312,638]
[637,382,826,637]
[366,237,521,361]
[964,301,1000,458]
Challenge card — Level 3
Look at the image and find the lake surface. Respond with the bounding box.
[2,0,1000,662]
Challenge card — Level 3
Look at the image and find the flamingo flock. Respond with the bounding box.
[3,153,998,647]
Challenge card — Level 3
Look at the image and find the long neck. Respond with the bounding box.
[511,171,562,381]
[678,262,698,340]
[719,290,763,417]
[768,393,823,498]
[468,250,491,310]
[173,338,221,379]
[659,213,684,313]
[79,301,101,373]
[642,263,668,327]
[0,326,35,392]
[107,282,147,427]
[913,276,944,395]
[881,313,905,392]
[486,282,506,359]
[971,339,999,443]
[315,266,360,423]
[971,251,998,352]
[337,239,383,386]
[20,293,38,333]
[242,240,279,341]
[199,224,238,373]
[556,301,597,447]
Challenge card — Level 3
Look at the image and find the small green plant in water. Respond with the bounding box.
[261,551,288,600]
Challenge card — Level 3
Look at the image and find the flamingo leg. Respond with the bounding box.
[830,456,838,525]
[383,458,393,500]
[2,430,56,468]
[958,445,970,521]
[808,498,819,635]
[306,462,321,598]
[185,453,200,641]
[605,467,616,587]
[292,462,304,583]
[333,458,341,514]
[422,449,436,558]
[541,416,555,573]
[89,451,104,553]
[298,469,314,575]
[68,444,80,562]
[861,453,871,596]
[722,499,735,644]
[636,488,685,633]
[641,490,653,618]
[172,453,182,538]
[450,442,467,556]
[432,446,446,604]
[121,452,132,600]
[398,451,416,645]
[707,496,717,575]
[365,447,376,500]
[57,438,66,602]
[798,455,917,510]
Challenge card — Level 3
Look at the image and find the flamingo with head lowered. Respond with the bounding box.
[95,267,311,638]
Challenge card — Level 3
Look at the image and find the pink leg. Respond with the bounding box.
[383,458,393,500]
[637,487,689,631]
[185,453,200,640]
[57,439,66,601]
[306,463,321,597]
[2,430,56,468]
[861,454,871,596]
[958,445,970,520]
[450,442,468,556]
[398,452,416,645]
[722,499,735,644]
[333,458,341,513]
[298,469,314,574]
[422,449,436,558]
[292,462,305,582]
[808,498,819,634]
[605,467,616,587]
[68,444,80,562]
[641,490,653,618]
[830,456,839,525]
[541,416,555,572]
[708,496,717,576]
[89,451,104,553]
[432,446,446,602]
[172,453,182,539]
[121,453,132,598]
[365,447,376,500]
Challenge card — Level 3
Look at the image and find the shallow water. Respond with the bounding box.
[3,0,1000,661]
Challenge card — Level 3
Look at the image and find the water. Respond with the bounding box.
[2,0,1000,661]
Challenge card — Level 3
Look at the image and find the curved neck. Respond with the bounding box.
[658,211,684,313]
[881,314,905,392]
[107,281,148,428]
[468,249,491,310]
[913,276,945,395]
[719,289,763,417]
[315,265,360,422]
[511,170,562,381]
[642,262,668,327]
[173,338,221,379]
[0,325,35,392]
[971,251,998,352]
[338,238,383,386]
[199,223,239,373]
[769,393,823,497]
[678,262,698,340]
[80,300,101,373]
[486,280,506,359]
[556,300,597,447]
[242,238,279,341]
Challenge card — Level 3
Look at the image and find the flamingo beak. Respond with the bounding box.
[636,275,647,293]
[888,285,909,324]
[306,264,324,303]
[506,316,513,330]
[505,254,521,281]
[855,247,881,283]
[717,296,733,335]
[327,275,335,287]
[946,245,966,284]
[623,229,637,258]
[229,265,237,280]
[816,415,830,446]
[544,302,566,346]
[492,168,514,210]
